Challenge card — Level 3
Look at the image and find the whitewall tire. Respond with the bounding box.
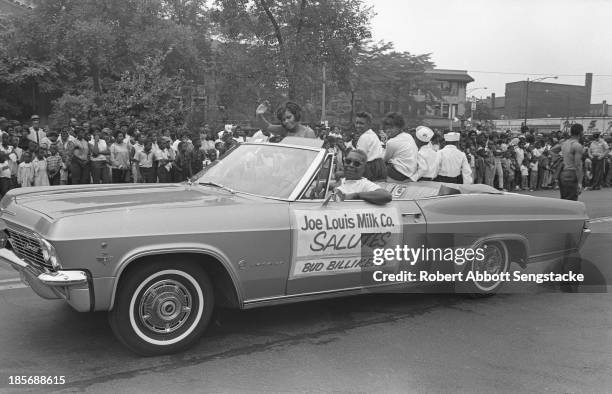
[109,261,214,356]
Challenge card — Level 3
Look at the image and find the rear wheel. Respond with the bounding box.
[109,260,214,356]
[463,240,510,297]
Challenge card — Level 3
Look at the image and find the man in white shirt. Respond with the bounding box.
[336,149,392,205]
[415,126,440,181]
[353,112,386,181]
[436,132,473,184]
[28,115,46,145]
[382,112,419,182]
[0,117,7,139]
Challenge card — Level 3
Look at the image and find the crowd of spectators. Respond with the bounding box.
[0,115,244,198]
[0,109,610,199]
[312,115,611,192]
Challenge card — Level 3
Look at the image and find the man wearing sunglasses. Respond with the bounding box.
[335,149,392,205]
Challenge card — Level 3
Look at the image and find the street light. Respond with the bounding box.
[524,76,558,129]
[467,87,487,124]
[467,86,488,95]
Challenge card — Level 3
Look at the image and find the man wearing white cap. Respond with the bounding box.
[28,115,46,145]
[436,132,472,184]
[414,126,440,181]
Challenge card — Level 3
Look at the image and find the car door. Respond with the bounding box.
[285,198,400,295]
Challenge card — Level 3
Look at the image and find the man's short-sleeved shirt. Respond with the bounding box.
[336,178,381,195]
[356,129,384,161]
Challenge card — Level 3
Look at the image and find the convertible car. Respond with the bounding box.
[0,139,590,355]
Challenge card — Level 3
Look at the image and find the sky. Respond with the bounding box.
[364,0,612,103]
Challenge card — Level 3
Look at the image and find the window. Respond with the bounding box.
[441,104,450,118]
[300,154,334,200]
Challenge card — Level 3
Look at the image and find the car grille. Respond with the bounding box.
[5,223,49,270]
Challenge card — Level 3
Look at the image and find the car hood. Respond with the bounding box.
[7,183,264,220]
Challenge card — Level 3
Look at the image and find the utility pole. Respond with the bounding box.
[321,64,326,124]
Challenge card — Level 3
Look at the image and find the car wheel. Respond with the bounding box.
[464,240,510,297]
[108,260,214,356]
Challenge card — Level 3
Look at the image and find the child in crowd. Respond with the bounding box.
[17,152,35,187]
[474,148,486,184]
[520,159,529,191]
[173,141,192,182]
[0,152,11,197]
[33,149,50,186]
[528,155,538,191]
[135,140,156,183]
[206,149,218,166]
[501,150,513,191]
[539,151,551,189]
[584,156,592,189]
[46,145,63,185]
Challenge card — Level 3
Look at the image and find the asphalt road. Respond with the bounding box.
[0,189,611,393]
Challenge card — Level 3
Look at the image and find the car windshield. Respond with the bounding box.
[196,143,320,199]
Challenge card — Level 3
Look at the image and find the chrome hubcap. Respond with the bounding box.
[139,279,192,334]
[476,245,504,274]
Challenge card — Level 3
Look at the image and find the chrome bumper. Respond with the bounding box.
[0,248,93,312]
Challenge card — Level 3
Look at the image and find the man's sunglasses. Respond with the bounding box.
[345,159,364,168]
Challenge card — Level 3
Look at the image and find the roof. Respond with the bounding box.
[425,69,475,83]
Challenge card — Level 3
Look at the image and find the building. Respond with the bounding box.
[590,101,609,117]
[419,69,474,129]
[483,94,505,119]
[504,73,592,119]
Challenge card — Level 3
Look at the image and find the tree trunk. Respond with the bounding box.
[91,62,101,95]
[258,0,294,100]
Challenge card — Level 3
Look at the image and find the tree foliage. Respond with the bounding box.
[0,0,441,129]
[212,0,373,101]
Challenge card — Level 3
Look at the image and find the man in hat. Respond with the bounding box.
[415,126,440,181]
[435,132,472,184]
[588,131,609,190]
[28,115,46,145]
[382,112,418,182]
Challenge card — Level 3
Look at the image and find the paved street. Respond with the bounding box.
[0,189,611,393]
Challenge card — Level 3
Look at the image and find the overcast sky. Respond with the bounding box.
[365,0,612,104]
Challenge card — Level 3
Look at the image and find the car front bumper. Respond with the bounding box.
[0,248,93,312]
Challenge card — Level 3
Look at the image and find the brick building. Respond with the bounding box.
[504,73,592,119]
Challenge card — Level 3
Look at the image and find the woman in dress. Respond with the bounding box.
[255,100,316,141]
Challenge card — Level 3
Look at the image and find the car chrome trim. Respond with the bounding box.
[244,141,322,152]
[38,270,88,287]
[110,246,244,310]
[243,286,365,307]
[243,282,421,309]
[0,248,92,311]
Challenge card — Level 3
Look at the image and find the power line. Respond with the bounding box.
[468,70,612,77]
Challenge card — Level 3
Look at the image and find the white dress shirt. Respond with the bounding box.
[437,145,473,184]
[356,129,384,161]
[384,132,419,181]
[28,127,47,144]
[417,143,441,180]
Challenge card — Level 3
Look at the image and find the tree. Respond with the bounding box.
[212,0,373,101]
[0,0,211,121]
[50,52,187,130]
[335,41,439,125]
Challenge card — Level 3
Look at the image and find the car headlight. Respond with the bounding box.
[39,237,60,270]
